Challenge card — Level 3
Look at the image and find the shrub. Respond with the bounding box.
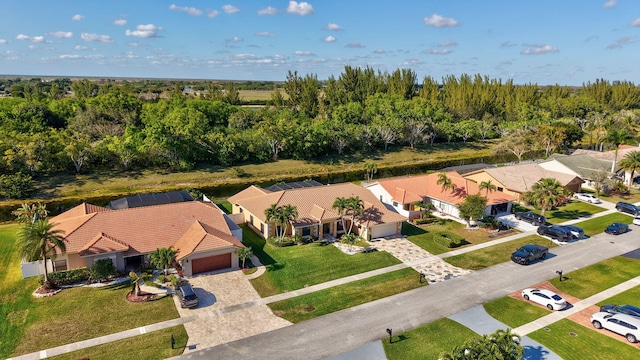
[0,172,35,200]
[168,274,179,286]
[157,274,166,283]
[45,267,90,286]
[89,258,117,281]
[415,217,439,225]
[433,232,468,248]
[267,236,296,247]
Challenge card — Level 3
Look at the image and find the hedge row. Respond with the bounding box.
[45,268,90,286]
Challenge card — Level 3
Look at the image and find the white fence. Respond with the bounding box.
[21,259,53,279]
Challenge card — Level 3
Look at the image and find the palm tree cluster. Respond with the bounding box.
[439,328,523,360]
[264,204,299,243]
[149,246,178,275]
[332,196,365,235]
[618,150,640,186]
[521,178,570,216]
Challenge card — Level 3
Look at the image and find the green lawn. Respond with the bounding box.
[596,284,640,307]
[383,318,479,360]
[242,225,402,297]
[49,325,188,360]
[550,256,640,299]
[402,221,519,255]
[0,223,183,358]
[268,268,425,323]
[540,201,606,224]
[528,319,640,360]
[214,199,232,214]
[572,212,633,237]
[599,188,640,205]
[444,235,557,270]
[483,296,551,328]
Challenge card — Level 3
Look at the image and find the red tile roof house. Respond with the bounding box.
[47,201,245,277]
[228,182,407,241]
[365,172,517,223]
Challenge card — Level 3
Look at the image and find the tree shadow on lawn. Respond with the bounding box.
[550,210,591,221]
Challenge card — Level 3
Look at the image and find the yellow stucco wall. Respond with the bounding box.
[464,172,522,200]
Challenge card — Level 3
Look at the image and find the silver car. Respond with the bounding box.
[591,312,640,343]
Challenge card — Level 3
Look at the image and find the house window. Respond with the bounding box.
[404,203,410,211]
[260,223,264,233]
[497,187,503,192]
[250,215,254,225]
[239,208,243,213]
[393,201,398,207]
[380,195,383,201]
[54,259,67,271]
[302,227,311,236]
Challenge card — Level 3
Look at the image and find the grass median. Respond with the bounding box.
[483,296,551,328]
[268,268,425,323]
[571,212,633,237]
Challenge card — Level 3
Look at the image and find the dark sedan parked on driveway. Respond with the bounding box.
[600,304,640,318]
[511,244,549,265]
[537,225,572,242]
[514,211,546,226]
[605,222,629,235]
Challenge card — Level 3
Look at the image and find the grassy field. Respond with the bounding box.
[597,284,640,307]
[483,296,551,328]
[528,319,640,360]
[268,268,425,323]
[537,201,606,224]
[402,221,519,255]
[242,225,402,297]
[383,318,480,360]
[444,235,557,270]
[550,256,640,299]
[571,212,633,237]
[0,223,184,358]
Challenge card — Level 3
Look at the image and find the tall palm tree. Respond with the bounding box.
[12,202,48,224]
[332,197,348,234]
[603,128,632,172]
[279,204,299,241]
[436,173,456,192]
[149,246,178,275]
[128,271,152,296]
[363,162,377,181]
[521,178,569,216]
[345,196,364,235]
[264,204,282,239]
[18,218,66,288]
[479,180,497,196]
[236,246,253,268]
[618,150,640,186]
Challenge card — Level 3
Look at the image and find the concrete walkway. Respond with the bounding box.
[244,254,266,280]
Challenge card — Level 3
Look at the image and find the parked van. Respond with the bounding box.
[176,283,198,308]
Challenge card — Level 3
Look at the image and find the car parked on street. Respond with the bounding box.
[176,283,199,308]
[514,211,546,226]
[591,312,640,343]
[556,224,585,239]
[522,288,567,310]
[605,222,629,235]
[600,304,640,318]
[633,217,640,226]
[573,193,601,204]
[537,225,572,242]
[615,202,640,216]
[511,244,549,265]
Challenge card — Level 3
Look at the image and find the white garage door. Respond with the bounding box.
[370,223,399,239]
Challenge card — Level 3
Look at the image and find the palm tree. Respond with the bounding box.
[18,218,66,288]
[332,197,348,234]
[340,233,359,252]
[603,128,632,172]
[345,196,364,235]
[363,162,377,181]
[236,246,253,268]
[479,180,497,196]
[13,202,48,224]
[618,150,640,186]
[264,204,282,239]
[521,178,569,216]
[279,204,299,242]
[128,271,152,296]
[436,173,456,192]
[149,246,178,275]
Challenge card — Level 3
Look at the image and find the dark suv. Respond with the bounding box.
[176,283,199,308]
[514,211,546,226]
[537,225,572,242]
[511,244,549,265]
[616,202,640,216]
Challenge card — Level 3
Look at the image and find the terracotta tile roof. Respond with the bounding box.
[230,182,406,227]
[50,201,240,257]
[173,221,245,260]
[53,203,110,222]
[228,185,271,204]
[482,163,583,193]
[377,172,517,205]
[78,232,130,257]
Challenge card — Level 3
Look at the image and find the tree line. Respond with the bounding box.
[1,67,640,199]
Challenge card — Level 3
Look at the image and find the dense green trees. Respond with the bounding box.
[1,70,640,200]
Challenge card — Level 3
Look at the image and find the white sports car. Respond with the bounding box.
[521,288,567,310]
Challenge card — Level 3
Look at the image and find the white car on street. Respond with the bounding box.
[521,288,568,310]
[591,312,640,343]
[573,193,601,204]
[633,217,640,226]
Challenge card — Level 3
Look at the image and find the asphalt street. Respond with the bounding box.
[174,229,640,360]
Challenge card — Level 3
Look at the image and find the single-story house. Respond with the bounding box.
[538,153,611,190]
[228,182,407,241]
[572,145,640,185]
[464,163,584,201]
[48,201,244,277]
[365,172,517,221]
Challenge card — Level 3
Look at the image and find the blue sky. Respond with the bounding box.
[1,1,639,85]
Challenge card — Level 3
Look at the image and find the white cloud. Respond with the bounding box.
[440,40,458,47]
[28,45,37,49]
[258,6,278,15]
[256,32,277,37]
[128,42,143,47]
[72,14,84,21]
[632,18,640,27]
[606,43,622,49]
[373,48,386,54]
[222,5,239,14]
[424,14,459,28]
[208,10,220,18]
[323,35,336,42]
[0,39,7,44]
[81,33,114,43]
[617,36,636,44]
[113,19,127,26]
[346,43,365,48]
[603,0,617,8]
[294,50,315,56]
[425,48,452,54]
[31,36,45,43]
[521,44,558,55]
[74,45,88,50]
[125,24,162,38]
[60,54,81,59]
[15,34,47,43]
[287,1,314,16]
[327,23,341,30]
[229,36,243,42]
[15,34,31,40]
[48,31,73,38]
[169,4,203,16]
[501,41,517,47]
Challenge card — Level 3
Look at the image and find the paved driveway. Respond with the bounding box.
[496,214,539,232]
[174,270,292,353]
